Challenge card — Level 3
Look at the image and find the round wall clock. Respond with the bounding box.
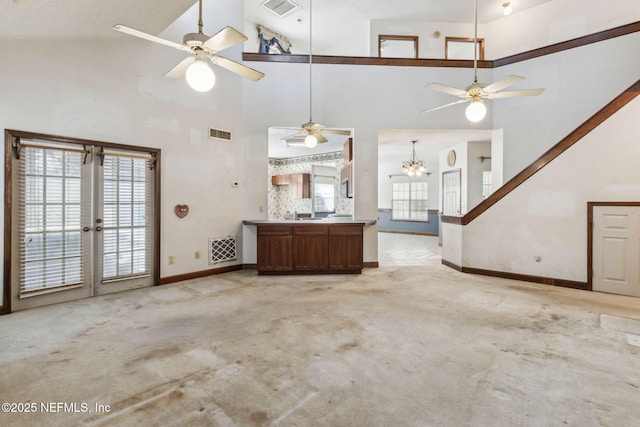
[447,149,456,167]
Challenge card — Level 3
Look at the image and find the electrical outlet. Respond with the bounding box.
[534,256,542,263]
[195,251,200,259]
[168,256,174,265]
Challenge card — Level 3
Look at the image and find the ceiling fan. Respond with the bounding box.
[277,0,351,148]
[422,0,544,122]
[113,0,264,92]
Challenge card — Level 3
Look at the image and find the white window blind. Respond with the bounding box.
[19,145,87,295]
[392,181,429,221]
[101,153,153,281]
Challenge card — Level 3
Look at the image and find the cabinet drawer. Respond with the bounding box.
[258,226,292,236]
[328,225,362,236]
[294,225,329,236]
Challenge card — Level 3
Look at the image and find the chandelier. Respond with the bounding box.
[401,140,427,176]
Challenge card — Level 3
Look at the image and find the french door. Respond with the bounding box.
[9,135,158,312]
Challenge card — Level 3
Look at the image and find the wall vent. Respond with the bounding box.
[209,236,237,264]
[261,0,299,18]
[209,128,232,141]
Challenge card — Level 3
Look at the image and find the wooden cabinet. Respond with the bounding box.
[293,226,329,271]
[290,173,310,199]
[271,173,310,199]
[257,226,293,272]
[340,138,354,198]
[328,225,363,271]
[256,223,363,274]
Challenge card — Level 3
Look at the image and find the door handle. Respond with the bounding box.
[95,226,102,232]
[83,226,92,232]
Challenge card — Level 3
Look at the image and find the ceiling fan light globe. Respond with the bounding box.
[465,100,487,122]
[186,60,215,92]
[304,134,318,148]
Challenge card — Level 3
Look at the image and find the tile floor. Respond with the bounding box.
[377,232,441,266]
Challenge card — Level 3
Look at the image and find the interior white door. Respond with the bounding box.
[592,205,640,297]
[442,169,461,215]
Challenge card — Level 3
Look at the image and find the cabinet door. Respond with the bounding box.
[328,226,363,271]
[294,226,328,270]
[257,226,293,272]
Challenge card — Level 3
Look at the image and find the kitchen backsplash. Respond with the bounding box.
[268,151,353,219]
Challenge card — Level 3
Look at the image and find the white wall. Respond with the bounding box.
[0,0,246,309]
[467,140,492,209]
[485,0,640,59]
[242,63,493,264]
[460,95,640,282]
[370,20,478,59]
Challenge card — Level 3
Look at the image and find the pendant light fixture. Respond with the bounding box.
[502,2,513,15]
[402,140,427,176]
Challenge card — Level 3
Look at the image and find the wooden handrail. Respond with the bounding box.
[457,78,640,225]
[243,21,640,69]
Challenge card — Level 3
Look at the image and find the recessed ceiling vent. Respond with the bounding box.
[261,0,299,18]
[209,128,231,141]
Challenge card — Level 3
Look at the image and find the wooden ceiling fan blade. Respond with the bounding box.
[113,24,190,52]
[204,26,248,53]
[322,129,351,136]
[483,75,525,93]
[421,99,469,114]
[210,55,265,81]
[489,88,545,99]
[425,83,468,97]
[164,56,195,78]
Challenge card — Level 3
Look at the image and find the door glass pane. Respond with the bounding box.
[102,155,152,281]
[19,147,85,294]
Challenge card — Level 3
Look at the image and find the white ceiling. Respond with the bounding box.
[1,0,552,41]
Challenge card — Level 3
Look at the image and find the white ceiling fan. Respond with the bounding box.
[113,0,264,92]
[422,0,544,122]
[276,0,351,148]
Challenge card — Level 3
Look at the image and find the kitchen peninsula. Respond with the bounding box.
[243,219,375,275]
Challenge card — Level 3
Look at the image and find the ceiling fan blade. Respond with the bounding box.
[483,75,525,93]
[210,55,265,81]
[113,24,190,52]
[281,131,305,140]
[204,26,248,53]
[488,88,545,99]
[312,132,328,143]
[164,56,195,78]
[322,129,351,136]
[425,83,468,97]
[421,99,469,114]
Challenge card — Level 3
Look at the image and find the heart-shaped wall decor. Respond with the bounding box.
[174,204,189,218]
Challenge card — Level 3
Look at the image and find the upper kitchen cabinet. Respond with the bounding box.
[272,173,310,199]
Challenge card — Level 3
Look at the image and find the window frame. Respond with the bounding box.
[391,181,429,222]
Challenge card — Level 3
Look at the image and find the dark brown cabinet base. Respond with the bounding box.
[256,223,364,274]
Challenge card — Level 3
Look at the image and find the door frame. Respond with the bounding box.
[3,129,162,315]
[587,201,640,292]
[442,169,462,216]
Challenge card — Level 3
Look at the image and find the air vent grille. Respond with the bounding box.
[261,0,299,17]
[209,236,237,264]
[209,128,231,141]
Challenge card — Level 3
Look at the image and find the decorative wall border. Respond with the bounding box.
[269,150,343,166]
